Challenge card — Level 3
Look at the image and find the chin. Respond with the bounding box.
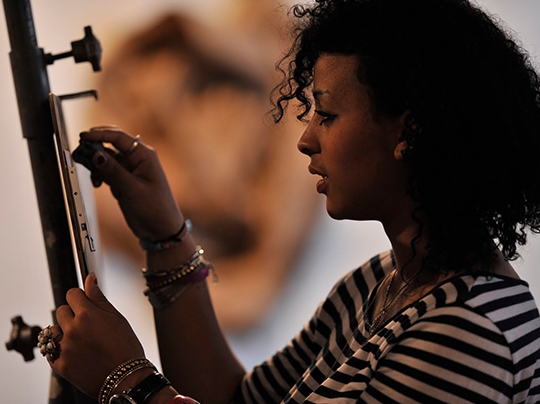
[327,211,346,220]
[326,199,373,221]
[325,201,349,220]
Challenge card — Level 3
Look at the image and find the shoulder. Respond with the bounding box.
[439,274,540,351]
[406,275,540,353]
[385,275,540,400]
[459,276,540,380]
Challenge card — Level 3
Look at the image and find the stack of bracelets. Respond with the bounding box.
[99,358,200,403]
[99,358,157,404]
[139,220,216,310]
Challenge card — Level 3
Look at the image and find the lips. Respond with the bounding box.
[308,165,328,193]
[316,176,329,193]
[308,165,326,176]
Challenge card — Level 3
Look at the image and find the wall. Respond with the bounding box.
[0,1,539,402]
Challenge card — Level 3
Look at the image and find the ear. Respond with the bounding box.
[393,110,413,161]
[394,138,409,160]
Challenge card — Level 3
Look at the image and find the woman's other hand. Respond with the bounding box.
[49,273,145,399]
[80,126,184,241]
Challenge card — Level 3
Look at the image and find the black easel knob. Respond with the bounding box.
[44,26,102,72]
[5,315,42,362]
[71,26,102,71]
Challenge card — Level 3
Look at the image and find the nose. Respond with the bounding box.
[297,122,319,156]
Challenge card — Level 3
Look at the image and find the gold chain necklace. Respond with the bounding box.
[367,268,420,336]
[326,267,418,378]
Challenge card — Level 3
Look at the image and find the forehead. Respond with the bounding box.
[312,54,369,106]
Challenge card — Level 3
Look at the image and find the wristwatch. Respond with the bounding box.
[109,372,171,404]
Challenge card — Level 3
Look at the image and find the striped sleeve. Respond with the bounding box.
[359,306,516,404]
[468,279,540,403]
[233,251,396,403]
[236,278,348,403]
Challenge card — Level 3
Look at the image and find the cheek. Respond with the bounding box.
[325,133,357,160]
[328,137,363,171]
[332,141,391,191]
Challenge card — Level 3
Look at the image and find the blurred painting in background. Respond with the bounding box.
[89,0,319,330]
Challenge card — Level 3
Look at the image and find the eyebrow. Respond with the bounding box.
[312,89,331,100]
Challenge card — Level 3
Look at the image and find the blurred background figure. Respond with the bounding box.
[90,1,319,331]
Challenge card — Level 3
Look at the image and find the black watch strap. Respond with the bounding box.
[126,372,171,403]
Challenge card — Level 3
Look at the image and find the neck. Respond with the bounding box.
[382,213,426,280]
[381,210,454,292]
[381,213,514,290]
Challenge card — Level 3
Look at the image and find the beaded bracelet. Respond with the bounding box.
[144,265,214,310]
[142,247,216,309]
[139,220,192,252]
[98,358,156,404]
[143,247,217,288]
[144,257,208,289]
[144,283,189,310]
[145,265,213,308]
[143,248,204,282]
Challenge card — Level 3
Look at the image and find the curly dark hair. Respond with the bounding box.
[273,0,540,273]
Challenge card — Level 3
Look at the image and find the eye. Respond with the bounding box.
[314,110,337,126]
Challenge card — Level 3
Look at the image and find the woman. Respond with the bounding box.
[45,0,540,403]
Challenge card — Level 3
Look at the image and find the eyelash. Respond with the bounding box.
[314,110,337,126]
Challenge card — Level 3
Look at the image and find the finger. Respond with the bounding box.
[56,304,74,327]
[49,325,64,343]
[175,395,200,404]
[65,287,91,316]
[90,124,120,131]
[82,127,145,155]
[82,128,162,179]
[90,171,103,187]
[84,273,119,314]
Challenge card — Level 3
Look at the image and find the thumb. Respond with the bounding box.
[84,273,117,313]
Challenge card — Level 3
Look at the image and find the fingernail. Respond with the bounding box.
[89,272,98,285]
[94,151,107,167]
[91,125,120,131]
[176,395,200,404]
[92,177,102,187]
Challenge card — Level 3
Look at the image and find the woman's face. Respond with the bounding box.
[298,53,408,222]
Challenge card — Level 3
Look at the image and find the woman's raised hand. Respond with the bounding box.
[80,126,184,242]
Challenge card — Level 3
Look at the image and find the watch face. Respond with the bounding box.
[109,393,138,404]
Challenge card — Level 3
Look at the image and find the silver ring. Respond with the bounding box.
[126,134,142,154]
[37,325,61,363]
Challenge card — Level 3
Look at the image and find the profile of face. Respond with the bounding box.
[298,54,409,222]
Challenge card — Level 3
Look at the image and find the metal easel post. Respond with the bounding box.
[2,0,97,402]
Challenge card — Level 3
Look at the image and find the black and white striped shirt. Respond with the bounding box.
[236,250,540,403]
